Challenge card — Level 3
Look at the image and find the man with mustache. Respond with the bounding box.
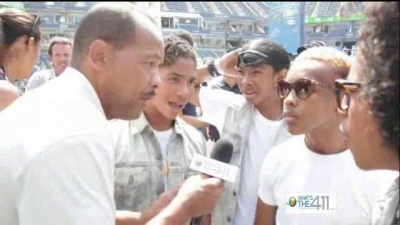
[25,36,72,91]
[0,3,223,225]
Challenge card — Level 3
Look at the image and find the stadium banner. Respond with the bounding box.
[305,2,366,24]
[268,2,302,54]
[305,14,365,24]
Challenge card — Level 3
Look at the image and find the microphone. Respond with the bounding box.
[189,139,238,183]
[189,139,238,225]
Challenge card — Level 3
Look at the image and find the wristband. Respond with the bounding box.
[207,60,222,77]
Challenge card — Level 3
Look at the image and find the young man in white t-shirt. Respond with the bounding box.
[190,39,292,225]
[255,47,397,224]
[111,36,208,224]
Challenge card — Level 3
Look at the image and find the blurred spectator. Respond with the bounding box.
[0,8,41,93]
[26,36,72,91]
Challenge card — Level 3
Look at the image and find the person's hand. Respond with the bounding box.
[140,182,183,223]
[169,175,224,219]
[215,48,241,77]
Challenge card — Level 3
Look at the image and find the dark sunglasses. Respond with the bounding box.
[237,50,270,67]
[277,78,336,100]
[26,14,41,44]
[334,79,362,111]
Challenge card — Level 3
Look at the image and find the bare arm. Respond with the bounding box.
[191,49,240,107]
[254,198,277,225]
[116,181,182,225]
[178,108,209,129]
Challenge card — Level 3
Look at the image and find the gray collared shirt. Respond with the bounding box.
[111,114,207,212]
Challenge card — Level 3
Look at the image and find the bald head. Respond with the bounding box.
[0,81,20,111]
[71,2,160,67]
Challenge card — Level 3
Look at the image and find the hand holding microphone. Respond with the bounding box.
[146,140,235,225]
[189,139,238,225]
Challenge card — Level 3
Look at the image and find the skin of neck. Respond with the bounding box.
[2,59,22,84]
[144,103,175,131]
[254,94,283,121]
[304,120,347,155]
[365,137,400,171]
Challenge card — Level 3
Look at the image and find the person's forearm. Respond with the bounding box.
[116,211,144,225]
[195,65,212,87]
[179,115,209,129]
[145,200,189,225]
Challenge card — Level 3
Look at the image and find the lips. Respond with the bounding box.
[282,111,298,119]
[168,102,185,110]
[141,93,156,101]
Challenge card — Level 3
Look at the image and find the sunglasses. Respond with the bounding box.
[237,50,270,67]
[334,79,362,111]
[237,50,289,71]
[277,78,336,100]
[26,14,41,44]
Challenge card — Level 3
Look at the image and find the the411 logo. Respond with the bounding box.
[285,193,337,214]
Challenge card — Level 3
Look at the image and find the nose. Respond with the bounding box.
[150,69,162,88]
[239,73,252,87]
[177,83,191,100]
[284,90,297,108]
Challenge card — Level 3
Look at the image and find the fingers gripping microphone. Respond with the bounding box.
[189,139,238,225]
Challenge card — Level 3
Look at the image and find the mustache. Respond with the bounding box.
[144,90,156,96]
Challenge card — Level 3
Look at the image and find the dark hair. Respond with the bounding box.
[0,8,41,61]
[161,35,196,68]
[171,29,194,47]
[48,36,72,56]
[241,38,290,72]
[358,2,399,151]
[71,3,156,67]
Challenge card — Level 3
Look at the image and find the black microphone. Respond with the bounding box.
[189,139,235,225]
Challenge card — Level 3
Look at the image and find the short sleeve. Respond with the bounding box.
[17,135,115,225]
[258,148,279,206]
[199,86,243,133]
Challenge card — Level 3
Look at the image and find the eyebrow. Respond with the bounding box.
[168,72,196,80]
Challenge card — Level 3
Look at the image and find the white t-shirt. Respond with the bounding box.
[200,87,285,225]
[0,68,115,225]
[153,128,174,156]
[259,135,398,225]
[153,128,174,190]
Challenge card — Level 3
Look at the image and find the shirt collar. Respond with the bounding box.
[129,112,185,136]
[60,67,105,116]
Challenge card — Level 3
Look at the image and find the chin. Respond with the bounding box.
[119,109,143,121]
[350,150,372,171]
[163,111,178,121]
[285,123,304,135]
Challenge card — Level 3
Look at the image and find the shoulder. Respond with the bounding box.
[176,118,207,154]
[269,135,304,160]
[29,69,53,79]
[0,81,19,94]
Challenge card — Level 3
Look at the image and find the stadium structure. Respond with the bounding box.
[19,2,365,69]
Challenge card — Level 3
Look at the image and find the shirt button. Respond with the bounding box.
[227,216,232,222]
[233,191,237,197]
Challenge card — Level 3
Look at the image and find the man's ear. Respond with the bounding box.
[87,39,110,71]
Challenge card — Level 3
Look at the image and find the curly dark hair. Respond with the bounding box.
[170,29,194,47]
[161,35,197,68]
[357,2,399,152]
[241,38,290,72]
